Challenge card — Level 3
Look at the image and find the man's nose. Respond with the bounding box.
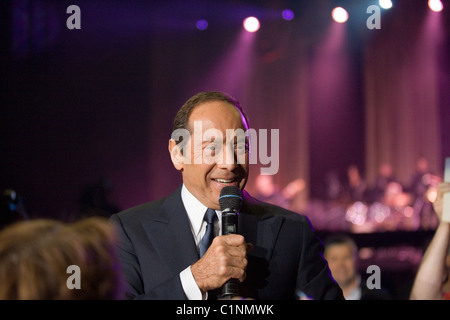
[217,144,238,170]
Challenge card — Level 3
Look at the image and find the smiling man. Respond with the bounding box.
[110,91,344,300]
[169,98,249,210]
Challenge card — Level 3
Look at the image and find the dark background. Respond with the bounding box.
[2,0,448,220]
[1,0,450,299]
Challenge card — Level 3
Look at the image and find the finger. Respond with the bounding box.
[221,234,246,246]
[224,266,247,283]
[211,236,249,259]
[436,183,450,201]
[218,245,248,260]
[208,242,247,264]
[222,255,248,270]
[439,182,450,193]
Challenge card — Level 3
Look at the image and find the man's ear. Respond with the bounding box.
[168,139,184,171]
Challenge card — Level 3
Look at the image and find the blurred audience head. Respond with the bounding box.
[0,216,125,300]
[379,163,393,178]
[416,157,429,173]
[323,234,359,289]
[347,165,361,182]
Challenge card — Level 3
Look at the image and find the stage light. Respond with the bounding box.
[196,19,208,30]
[282,9,294,21]
[331,7,348,23]
[379,0,393,9]
[243,16,260,32]
[428,0,443,12]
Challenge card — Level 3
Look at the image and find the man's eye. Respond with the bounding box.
[235,144,249,152]
[206,144,219,151]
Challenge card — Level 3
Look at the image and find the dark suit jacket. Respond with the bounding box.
[110,185,344,300]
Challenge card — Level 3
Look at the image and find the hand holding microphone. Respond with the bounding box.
[190,186,252,296]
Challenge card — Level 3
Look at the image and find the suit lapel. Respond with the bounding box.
[240,190,284,261]
[240,207,284,262]
[141,186,199,274]
[239,191,285,298]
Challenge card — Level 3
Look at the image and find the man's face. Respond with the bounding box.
[324,244,357,287]
[170,100,249,210]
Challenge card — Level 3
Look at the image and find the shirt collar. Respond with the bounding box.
[345,275,362,300]
[181,184,210,237]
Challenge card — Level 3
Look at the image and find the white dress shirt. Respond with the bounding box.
[345,275,362,300]
[179,184,222,300]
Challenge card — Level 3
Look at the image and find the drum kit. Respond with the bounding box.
[345,174,442,233]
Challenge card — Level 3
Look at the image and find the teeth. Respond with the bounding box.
[215,179,234,183]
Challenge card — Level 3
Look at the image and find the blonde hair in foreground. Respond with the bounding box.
[0,217,124,300]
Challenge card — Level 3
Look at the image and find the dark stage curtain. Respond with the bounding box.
[363,2,444,187]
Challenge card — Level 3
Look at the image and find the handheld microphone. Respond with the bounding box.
[219,185,243,299]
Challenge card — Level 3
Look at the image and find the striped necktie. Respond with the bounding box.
[199,208,217,258]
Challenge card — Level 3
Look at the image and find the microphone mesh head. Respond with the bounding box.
[219,186,243,211]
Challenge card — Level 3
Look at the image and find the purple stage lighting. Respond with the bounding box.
[196,19,208,30]
[282,9,294,21]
